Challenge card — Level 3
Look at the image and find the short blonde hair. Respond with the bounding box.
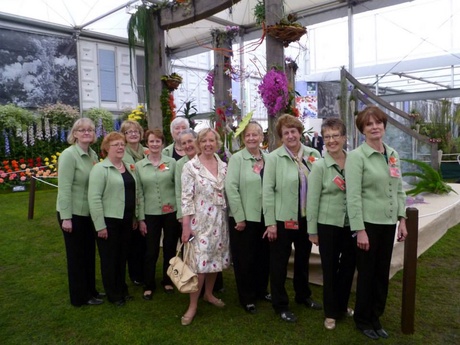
[120,120,144,139]
[101,132,126,156]
[196,128,222,155]
[67,118,96,145]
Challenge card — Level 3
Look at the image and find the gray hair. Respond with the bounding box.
[170,117,190,135]
[67,118,96,145]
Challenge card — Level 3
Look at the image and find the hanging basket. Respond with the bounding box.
[266,25,307,47]
[164,79,181,91]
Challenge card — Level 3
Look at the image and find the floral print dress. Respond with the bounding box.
[181,155,230,274]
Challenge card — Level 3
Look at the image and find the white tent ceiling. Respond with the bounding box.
[0,0,409,53]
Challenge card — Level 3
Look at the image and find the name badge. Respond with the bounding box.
[390,167,400,178]
[333,175,346,191]
[162,204,174,213]
[284,220,299,230]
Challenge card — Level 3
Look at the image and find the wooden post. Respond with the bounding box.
[265,0,285,151]
[28,177,36,220]
[401,207,419,334]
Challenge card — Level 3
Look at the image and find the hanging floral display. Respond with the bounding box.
[160,88,176,144]
[258,68,289,117]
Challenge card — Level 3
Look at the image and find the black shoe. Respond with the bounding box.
[95,292,106,299]
[86,297,104,305]
[124,295,134,302]
[113,299,125,307]
[375,328,389,339]
[163,286,174,294]
[262,294,272,302]
[133,280,143,286]
[244,304,257,314]
[280,311,297,323]
[300,298,322,310]
[143,292,153,300]
[360,329,379,340]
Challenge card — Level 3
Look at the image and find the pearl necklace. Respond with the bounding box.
[114,162,124,170]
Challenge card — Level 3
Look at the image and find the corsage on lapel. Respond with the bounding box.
[307,152,318,164]
[158,163,169,171]
[130,164,135,172]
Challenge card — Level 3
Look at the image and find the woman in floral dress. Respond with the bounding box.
[180,128,230,326]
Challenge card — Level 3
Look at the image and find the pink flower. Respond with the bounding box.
[20,176,27,181]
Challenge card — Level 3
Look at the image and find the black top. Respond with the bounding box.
[121,170,136,215]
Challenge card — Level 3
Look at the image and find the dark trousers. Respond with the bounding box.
[229,217,270,306]
[270,217,312,313]
[127,228,146,283]
[318,224,356,319]
[354,222,396,330]
[144,213,181,291]
[58,213,98,307]
[96,215,132,303]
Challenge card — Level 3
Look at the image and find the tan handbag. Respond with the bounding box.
[167,243,199,293]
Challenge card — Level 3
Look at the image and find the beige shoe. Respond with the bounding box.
[324,318,336,330]
[181,314,194,326]
[203,296,225,308]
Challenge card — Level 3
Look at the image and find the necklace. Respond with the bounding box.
[114,162,124,170]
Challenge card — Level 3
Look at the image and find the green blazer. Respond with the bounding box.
[56,144,98,219]
[225,148,266,223]
[88,158,139,231]
[136,155,176,220]
[306,151,348,235]
[175,155,191,219]
[162,143,174,157]
[345,142,406,231]
[262,144,321,226]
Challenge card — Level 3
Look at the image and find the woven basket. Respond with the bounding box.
[266,25,307,47]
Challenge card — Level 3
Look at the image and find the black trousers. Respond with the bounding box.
[354,222,396,330]
[127,228,146,283]
[58,213,98,307]
[270,217,312,313]
[318,224,356,319]
[143,213,181,291]
[96,215,132,303]
[229,217,270,306]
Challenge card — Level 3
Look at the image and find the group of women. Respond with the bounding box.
[56,105,407,339]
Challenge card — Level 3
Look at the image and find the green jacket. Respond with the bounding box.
[345,142,406,231]
[175,155,191,219]
[88,158,139,231]
[162,143,174,157]
[262,144,321,225]
[306,151,348,235]
[56,144,98,219]
[136,155,176,219]
[225,148,266,223]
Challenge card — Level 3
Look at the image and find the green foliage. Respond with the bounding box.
[0,104,36,129]
[253,0,265,26]
[402,158,456,195]
[179,100,198,129]
[39,102,80,128]
[160,88,173,145]
[83,108,114,134]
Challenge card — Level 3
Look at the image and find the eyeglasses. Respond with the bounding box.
[110,143,126,147]
[77,129,94,133]
[323,134,343,141]
[124,130,140,135]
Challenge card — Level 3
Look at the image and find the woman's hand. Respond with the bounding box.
[309,234,319,246]
[139,220,147,236]
[235,221,246,231]
[98,229,108,239]
[356,230,369,251]
[132,220,138,230]
[61,219,72,233]
[263,224,277,242]
[397,218,408,242]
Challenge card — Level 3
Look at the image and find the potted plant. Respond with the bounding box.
[253,1,307,47]
[161,73,183,91]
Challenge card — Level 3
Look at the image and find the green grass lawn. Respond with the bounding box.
[0,189,459,345]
